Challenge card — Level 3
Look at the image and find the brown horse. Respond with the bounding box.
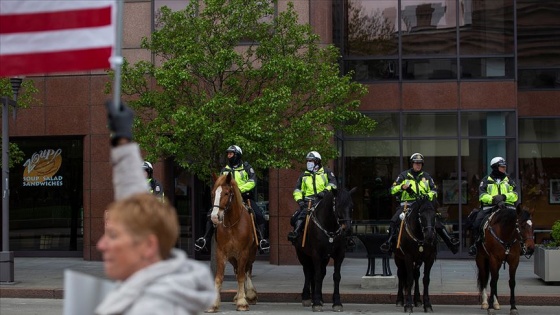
[393,197,439,313]
[206,173,258,312]
[475,204,535,315]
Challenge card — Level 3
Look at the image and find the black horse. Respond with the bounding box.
[393,197,439,313]
[293,187,356,312]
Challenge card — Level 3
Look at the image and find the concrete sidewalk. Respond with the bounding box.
[1,255,559,306]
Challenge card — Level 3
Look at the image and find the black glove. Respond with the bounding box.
[297,199,305,208]
[105,100,134,146]
[492,194,505,205]
[317,191,326,199]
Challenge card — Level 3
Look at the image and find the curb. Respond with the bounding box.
[2,288,559,306]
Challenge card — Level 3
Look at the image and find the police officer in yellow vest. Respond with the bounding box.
[468,157,518,256]
[195,145,270,253]
[142,161,165,202]
[287,151,338,244]
[380,153,459,254]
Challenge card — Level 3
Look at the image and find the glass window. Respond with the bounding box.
[344,113,400,138]
[460,111,516,137]
[401,0,457,55]
[518,69,560,89]
[345,0,398,56]
[344,59,399,81]
[402,58,457,80]
[519,118,560,141]
[9,138,83,252]
[461,57,514,79]
[403,113,458,137]
[459,0,514,55]
[155,0,189,13]
[517,0,560,69]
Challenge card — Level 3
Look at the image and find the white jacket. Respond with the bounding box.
[95,249,215,315]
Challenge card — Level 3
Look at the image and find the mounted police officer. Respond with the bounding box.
[468,157,518,256]
[380,153,459,254]
[195,145,270,254]
[287,151,338,244]
[142,161,165,202]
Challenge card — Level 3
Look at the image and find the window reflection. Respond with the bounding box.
[345,0,398,56]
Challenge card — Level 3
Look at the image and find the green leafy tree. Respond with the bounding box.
[0,78,38,167]
[118,0,376,182]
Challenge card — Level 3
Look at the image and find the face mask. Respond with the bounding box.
[307,161,315,172]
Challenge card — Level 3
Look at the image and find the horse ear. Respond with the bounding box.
[516,203,522,216]
[212,173,218,183]
[226,172,232,183]
[349,187,358,195]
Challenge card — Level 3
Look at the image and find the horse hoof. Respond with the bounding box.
[236,305,250,311]
[510,309,519,315]
[424,305,433,313]
[482,303,489,310]
[494,304,501,310]
[312,305,323,312]
[396,300,404,307]
[205,307,218,313]
[302,299,312,307]
[404,306,414,313]
[415,301,422,307]
[332,305,343,312]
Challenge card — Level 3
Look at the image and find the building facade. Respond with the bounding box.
[1,0,559,265]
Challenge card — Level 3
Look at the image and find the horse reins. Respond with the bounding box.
[402,202,436,252]
[213,184,242,228]
[308,198,346,243]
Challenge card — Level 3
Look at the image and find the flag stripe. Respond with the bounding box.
[1,27,115,55]
[0,7,112,34]
[0,48,112,77]
[0,0,114,14]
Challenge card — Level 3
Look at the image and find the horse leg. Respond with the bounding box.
[234,258,250,311]
[299,254,313,307]
[423,259,435,312]
[395,256,405,306]
[476,253,489,310]
[311,258,328,312]
[508,257,520,315]
[244,266,258,305]
[413,265,421,307]
[404,259,415,313]
[331,256,344,312]
[206,253,226,313]
[488,259,501,314]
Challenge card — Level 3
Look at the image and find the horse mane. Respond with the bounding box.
[492,206,517,226]
[214,174,244,209]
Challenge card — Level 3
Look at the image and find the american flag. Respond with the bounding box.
[0,0,116,77]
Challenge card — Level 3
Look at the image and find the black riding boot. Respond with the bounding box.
[436,226,459,254]
[194,220,214,252]
[257,223,270,254]
[380,221,397,253]
[287,219,304,244]
[468,228,480,256]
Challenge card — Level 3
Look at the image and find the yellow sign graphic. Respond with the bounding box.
[22,149,63,186]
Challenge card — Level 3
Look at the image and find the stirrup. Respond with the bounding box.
[287,231,298,243]
[259,239,270,253]
[194,237,206,252]
[468,244,477,256]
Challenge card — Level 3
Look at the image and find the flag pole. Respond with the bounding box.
[110,0,124,110]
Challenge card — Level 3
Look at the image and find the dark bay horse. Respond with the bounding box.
[476,204,535,315]
[393,198,438,313]
[207,173,258,312]
[293,187,356,312]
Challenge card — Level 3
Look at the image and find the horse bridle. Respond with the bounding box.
[483,208,534,260]
[212,184,241,227]
[403,202,437,248]
[308,198,349,243]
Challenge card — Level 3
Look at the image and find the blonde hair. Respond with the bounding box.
[107,193,178,259]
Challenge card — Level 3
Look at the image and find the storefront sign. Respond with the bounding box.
[22,148,63,186]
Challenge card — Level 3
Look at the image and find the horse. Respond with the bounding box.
[393,197,439,313]
[293,187,356,312]
[206,173,258,312]
[475,203,535,315]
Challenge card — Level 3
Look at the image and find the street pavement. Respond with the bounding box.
[1,254,559,309]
